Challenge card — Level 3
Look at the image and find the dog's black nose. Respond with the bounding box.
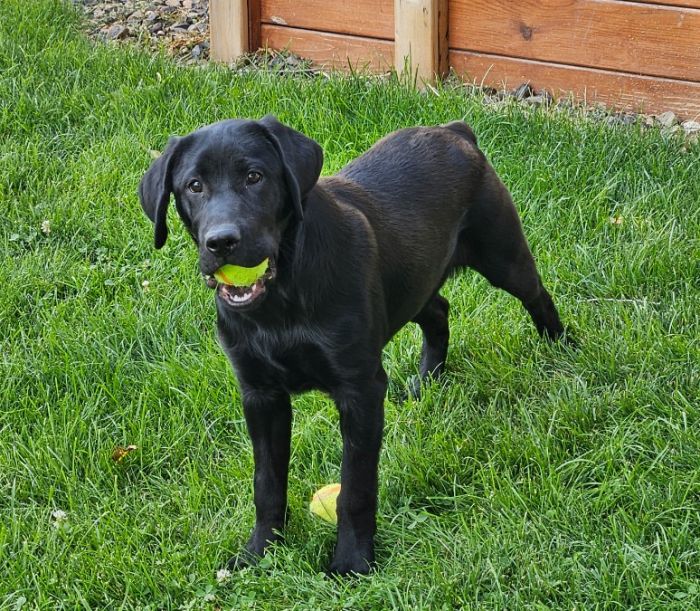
[205,226,241,256]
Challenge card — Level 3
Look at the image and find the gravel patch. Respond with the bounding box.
[77,0,210,64]
[74,0,315,72]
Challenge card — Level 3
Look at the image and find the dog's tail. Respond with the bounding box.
[442,121,477,146]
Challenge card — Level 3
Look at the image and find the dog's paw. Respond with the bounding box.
[225,549,261,571]
[548,326,579,349]
[326,550,373,577]
[560,328,579,349]
[391,375,422,403]
[228,525,282,571]
[542,326,579,350]
[407,375,422,400]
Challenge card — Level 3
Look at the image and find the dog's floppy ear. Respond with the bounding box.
[258,115,323,220]
[138,137,182,249]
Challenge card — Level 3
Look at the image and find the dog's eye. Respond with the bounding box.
[188,180,203,193]
[246,171,263,185]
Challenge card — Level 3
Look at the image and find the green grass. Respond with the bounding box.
[1,1,699,608]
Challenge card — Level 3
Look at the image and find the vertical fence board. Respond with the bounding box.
[395,0,442,84]
[211,0,249,62]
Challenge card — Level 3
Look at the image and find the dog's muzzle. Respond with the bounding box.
[205,259,277,310]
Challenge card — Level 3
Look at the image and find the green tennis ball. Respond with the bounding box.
[309,483,341,525]
[213,259,269,286]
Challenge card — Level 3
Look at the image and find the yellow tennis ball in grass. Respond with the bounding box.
[213,259,269,287]
[309,483,341,525]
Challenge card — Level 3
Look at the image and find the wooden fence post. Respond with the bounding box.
[210,0,249,63]
[394,0,448,85]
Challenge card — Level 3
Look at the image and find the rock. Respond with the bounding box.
[607,113,636,127]
[524,95,544,106]
[165,0,181,6]
[556,98,574,112]
[105,24,129,40]
[681,120,700,136]
[523,91,552,106]
[657,111,677,128]
[513,83,534,100]
[589,103,608,121]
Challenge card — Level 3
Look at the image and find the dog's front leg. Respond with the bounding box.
[329,369,388,576]
[228,387,292,569]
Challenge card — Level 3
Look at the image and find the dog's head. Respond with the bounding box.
[138,116,323,310]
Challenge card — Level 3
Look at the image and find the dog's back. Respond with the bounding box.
[318,122,489,330]
[337,122,484,215]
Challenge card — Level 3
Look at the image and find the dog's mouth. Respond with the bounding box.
[205,259,276,310]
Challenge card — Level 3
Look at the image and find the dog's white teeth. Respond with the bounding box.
[232,293,251,303]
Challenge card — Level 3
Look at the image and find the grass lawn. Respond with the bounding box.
[2,1,699,608]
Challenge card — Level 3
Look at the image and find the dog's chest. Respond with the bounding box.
[238,324,341,394]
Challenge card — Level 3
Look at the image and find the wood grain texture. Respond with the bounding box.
[395,0,440,83]
[261,0,394,39]
[261,25,394,70]
[450,49,700,118]
[449,0,700,81]
[248,0,262,51]
[210,0,249,61]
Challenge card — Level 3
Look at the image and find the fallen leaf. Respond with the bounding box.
[112,444,138,462]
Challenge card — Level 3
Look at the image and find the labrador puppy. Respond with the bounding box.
[138,116,569,575]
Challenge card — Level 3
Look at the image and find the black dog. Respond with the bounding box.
[139,116,569,575]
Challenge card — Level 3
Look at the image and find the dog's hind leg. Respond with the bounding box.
[467,234,565,341]
[409,294,450,397]
[456,180,568,342]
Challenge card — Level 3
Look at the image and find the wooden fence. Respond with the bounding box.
[210,0,700,118]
